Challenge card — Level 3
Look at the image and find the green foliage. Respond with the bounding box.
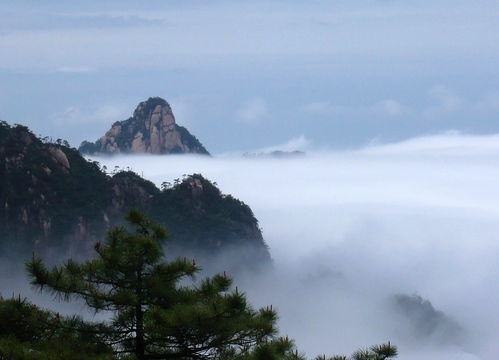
[78,140,98,154]
[239,337,305,360]
[26,210,279,360]
[351,343,398,360]
[0,296,112,360]
[312,342,397,360]
[152,174,266,254]
[175,124,210,155]
[0,122,111,248]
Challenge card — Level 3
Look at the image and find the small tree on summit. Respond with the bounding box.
[26,210,292,360]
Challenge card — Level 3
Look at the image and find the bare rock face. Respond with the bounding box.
[48,146,70,170]
[79,97,210,156]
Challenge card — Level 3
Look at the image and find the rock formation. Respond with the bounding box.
[79,97,209,155]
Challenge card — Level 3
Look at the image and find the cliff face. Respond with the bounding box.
[0,122,111,254]
[0,121,268,269]
[79,97,209,155]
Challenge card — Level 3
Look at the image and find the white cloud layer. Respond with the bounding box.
[90,132,499,360]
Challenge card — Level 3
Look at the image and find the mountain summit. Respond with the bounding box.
[79,97,210,155]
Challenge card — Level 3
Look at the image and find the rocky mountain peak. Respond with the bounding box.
[132,97,171,120]
[79,97,209,156]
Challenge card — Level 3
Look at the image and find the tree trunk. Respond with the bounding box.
[136,269,145,360]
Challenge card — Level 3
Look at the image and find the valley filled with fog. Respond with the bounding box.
[88,132,499,360]
[2,1,497,358]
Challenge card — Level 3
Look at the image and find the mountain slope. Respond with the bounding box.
[0,121,268,270]
[79,97,209,155]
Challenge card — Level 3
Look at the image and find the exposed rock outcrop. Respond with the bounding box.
[48,146,70,170]
[79,97,209,155]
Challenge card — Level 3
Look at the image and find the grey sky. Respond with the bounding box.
[0,0,498,152]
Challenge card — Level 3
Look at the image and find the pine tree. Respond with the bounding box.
[313,342,398,360]
[0,296,112,360]
[26,210,291,360]
[25,210,398,360]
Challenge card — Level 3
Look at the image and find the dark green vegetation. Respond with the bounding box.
[0,121,268,269]
[78,97,210,156]
[0,211,397,360]
[0,121,111,250]
[0,297,113,360]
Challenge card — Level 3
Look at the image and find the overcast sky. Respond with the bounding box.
[0,0,498,152]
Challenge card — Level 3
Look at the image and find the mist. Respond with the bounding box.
[88,132,499,360]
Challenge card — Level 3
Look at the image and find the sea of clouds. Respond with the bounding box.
[91,132,499,360]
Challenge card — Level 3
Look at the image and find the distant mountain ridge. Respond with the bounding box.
[79,97,209,155]
[0,121,268,270]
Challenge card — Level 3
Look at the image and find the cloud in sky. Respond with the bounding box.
[303,101,345,116]
[0,13,163,33]
[0,1,498,72]
[477,92,499,111]
[235,98,268,125]
[425,85,463,117]
[167,98,189,125]
[51,104,129,125]
[56,66,96,73]
[304,99,408,118]
[372,99,407,116]
[301,84,499,125]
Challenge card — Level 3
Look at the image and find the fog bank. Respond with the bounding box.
[85,133,498,359]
